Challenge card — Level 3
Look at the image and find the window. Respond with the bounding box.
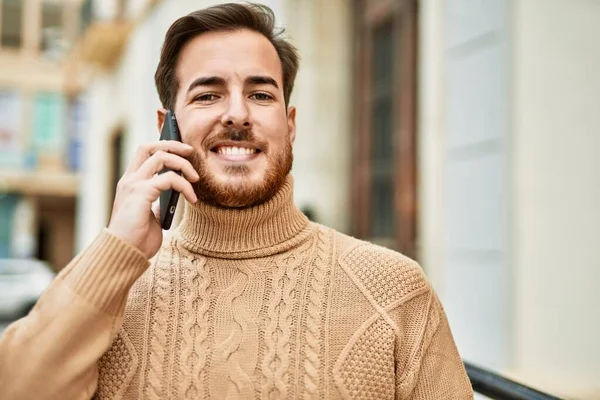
[352,0,418,257]
[79,0,93,34]
[0,194,19,258]
[370,21,396,239]
[41,1,64,54]
[33,92,66,152]
[1,0,23,48]
[67,95,87,171]
[0,90,22,168]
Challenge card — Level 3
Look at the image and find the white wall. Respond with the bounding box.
[435,0,513,371]
[512,0,600,397]
[77,0,352,248]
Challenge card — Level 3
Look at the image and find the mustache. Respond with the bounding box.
[204,128,267,151]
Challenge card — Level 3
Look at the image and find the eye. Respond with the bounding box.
[250,92,274,101]
[193,93,219,103]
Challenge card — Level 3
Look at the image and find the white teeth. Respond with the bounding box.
[217,146,256,155]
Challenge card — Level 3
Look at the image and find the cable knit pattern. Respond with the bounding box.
[163,245,181,397]
[180,255,212,399]
[89,177,471,399]
[143,242,176,400]
[262,239,312,398]
[302,227,332,399]
[210,264,255,399]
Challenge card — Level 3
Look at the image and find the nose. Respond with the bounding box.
[221,94,252,130]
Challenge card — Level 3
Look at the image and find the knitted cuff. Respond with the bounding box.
[62,229,149,315]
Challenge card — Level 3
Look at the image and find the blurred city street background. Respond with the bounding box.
[0,0,599,399]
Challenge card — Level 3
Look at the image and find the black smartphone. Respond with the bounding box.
[159,110,182,230]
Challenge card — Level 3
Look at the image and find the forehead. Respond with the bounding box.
[176,29,283,88]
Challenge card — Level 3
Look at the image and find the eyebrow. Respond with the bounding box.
[245,75,279,89]
[186,75,280,96]
[186,76,227,95]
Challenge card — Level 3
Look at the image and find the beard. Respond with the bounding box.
[188,128,293,208]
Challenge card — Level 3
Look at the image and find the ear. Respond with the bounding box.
[286,106,297,143]
[156,108,168,135]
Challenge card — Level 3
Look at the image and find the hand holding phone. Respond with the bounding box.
[106,133,197,259]
[159,110,183,230]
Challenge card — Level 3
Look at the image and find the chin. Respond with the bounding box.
[214,166,265,186]
[191,147,292,208]
[194,166,277,208]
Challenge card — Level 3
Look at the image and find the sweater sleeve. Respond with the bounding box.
[399,292,474,400]
[0,229,149,400]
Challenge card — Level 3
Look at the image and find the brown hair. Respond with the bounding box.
[154,2,299,111]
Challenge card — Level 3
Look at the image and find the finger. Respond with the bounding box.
[149,171,198,204]
[136,150,199,182]
[126,141,194,174]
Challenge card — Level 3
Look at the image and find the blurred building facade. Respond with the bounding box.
[72,0,599,398]
[0,0,89,271]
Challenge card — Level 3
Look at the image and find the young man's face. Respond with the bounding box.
[158,29,296,208]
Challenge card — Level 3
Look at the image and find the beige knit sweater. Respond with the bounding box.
[0,177,472,400]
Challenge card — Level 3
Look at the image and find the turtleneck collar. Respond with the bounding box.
[176,175,313,259]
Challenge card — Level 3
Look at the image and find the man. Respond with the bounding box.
[0,3,472,399]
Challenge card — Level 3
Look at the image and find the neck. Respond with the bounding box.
[176,175,311,259]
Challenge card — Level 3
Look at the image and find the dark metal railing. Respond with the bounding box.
[465,362,565,400]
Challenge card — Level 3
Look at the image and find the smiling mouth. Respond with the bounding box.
[210,145,261,160]
[212,146,259,155]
